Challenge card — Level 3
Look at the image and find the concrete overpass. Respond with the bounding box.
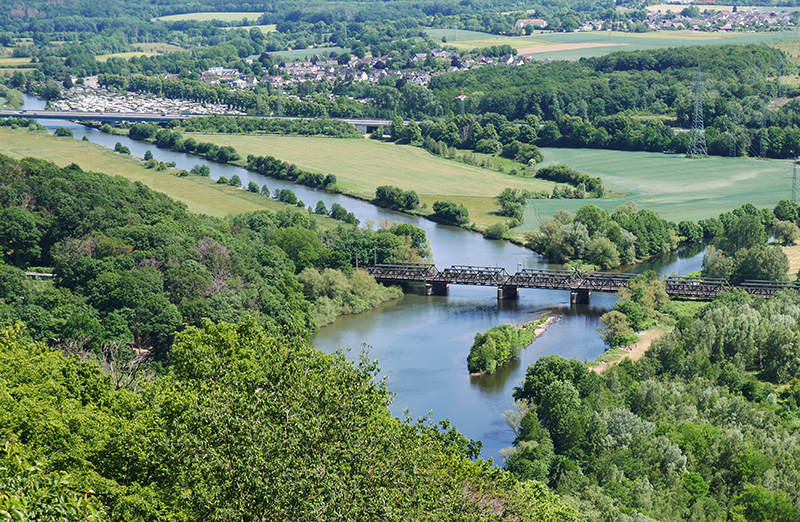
[0,109,393,132]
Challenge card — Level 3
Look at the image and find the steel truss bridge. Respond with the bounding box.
[368,263,800,303]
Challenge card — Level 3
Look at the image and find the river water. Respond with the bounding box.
[21,95,705,461]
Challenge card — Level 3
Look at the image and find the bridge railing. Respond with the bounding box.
[369,263,439,282]
[739,280,800,296]
[665,277,732,297]
[508,269,581,289]
[433,265,510,285]
[575,273,637,291]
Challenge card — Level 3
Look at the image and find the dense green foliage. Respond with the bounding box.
[374,185,419,210]
[0,319,581,521]
[700,201,793,284]
[431,200,470,226]
[0,154,431,360]
[534,164,605,198]
[525,203,673,267]
[468,317,547,374]
[175,115,362,137]
[507,289,800,519]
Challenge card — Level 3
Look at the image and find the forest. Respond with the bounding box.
[505,285,800,521]
[0,318,580,520]
[0,154,434,361]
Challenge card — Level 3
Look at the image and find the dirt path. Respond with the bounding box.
[783,244,800,276]
[591,327,671,374]
[518,42,621,55]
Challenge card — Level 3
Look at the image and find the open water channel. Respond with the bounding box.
[22,94,706,461]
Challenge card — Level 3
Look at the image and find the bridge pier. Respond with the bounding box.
[570,290,591,305]
[425,283,449,296]
[497,285,519,300]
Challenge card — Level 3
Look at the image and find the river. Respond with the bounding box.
[21,95,705,462]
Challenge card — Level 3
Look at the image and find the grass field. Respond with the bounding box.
[135,43,186,53]
[0,127,334,220]
[0,57,33,66]
[424,29,502,42]
[154,12,263,22]
[188,133,557,228]
[517,147,796,231]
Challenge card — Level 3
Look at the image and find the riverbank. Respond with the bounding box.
[589,326,671,373]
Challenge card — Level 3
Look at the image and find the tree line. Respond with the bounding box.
[526,200,798,276]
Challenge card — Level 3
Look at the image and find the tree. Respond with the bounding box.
[389,116,405,142]
[575,204,610,237]
[54,127,73,138]
[228,174,242,187]
[268,227,324,271]
[0,207,42,267]
[190,164,210,177]
[772,218,800,246]
[720,214,766,255]
[773,199,799,223]
[42,79,62,100]
[730,245,789,285]
[702,245,733,279]
[314,201,328,215]
[598,310,638,348]
[432,201,470,225]
[144,150,154,161]
[247,181,259,193]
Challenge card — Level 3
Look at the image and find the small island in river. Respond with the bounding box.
[468,314,559,376]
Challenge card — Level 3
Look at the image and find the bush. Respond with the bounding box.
[54,127,73,138]
[484,222,509,239]
[432,201,470,226]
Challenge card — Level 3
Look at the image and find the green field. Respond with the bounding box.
[0,127,334,220]
[518,148,796,231]
[155,12,263,22]
[189,133,557,227]
[0,57,33,66]
[424,29,501,42]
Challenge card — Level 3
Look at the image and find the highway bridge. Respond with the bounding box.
[0,109,393,132]
[368,263,800,303]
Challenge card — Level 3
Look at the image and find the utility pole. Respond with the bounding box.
[793,157,797,204]
[688,64,707,157]
[728,118,736,158]
[455,88,469,116]
[759,113,767,159]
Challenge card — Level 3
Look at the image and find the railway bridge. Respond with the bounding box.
[368,263,800,303]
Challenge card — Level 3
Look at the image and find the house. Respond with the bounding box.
[514,18,547,29]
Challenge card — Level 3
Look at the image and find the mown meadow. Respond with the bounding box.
[0,126,329,219]
[190,133,557,227]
